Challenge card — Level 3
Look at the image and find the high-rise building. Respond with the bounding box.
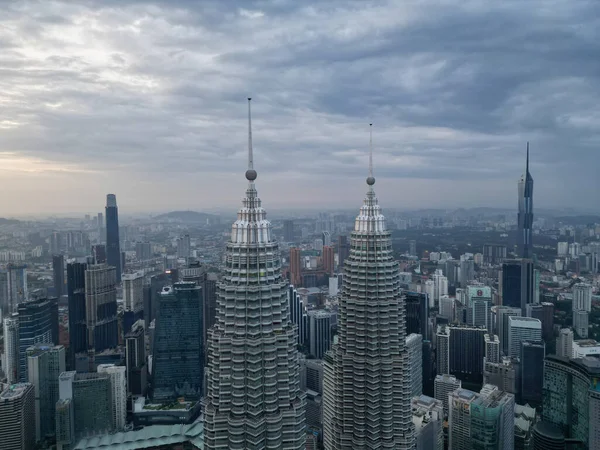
[67,261,87,368]
[521,340,545,408]
[573,310,589,338]
[543,355,600,448]
[508,316,541,359]
[527,302,554,342]
[204,100,305,449]
[91,244,106,264]
[432,270,448,305]
[322,231,332,247]
[324,126,414,449]
[434,374,461,417]
[322,245,335,276]
[517,144,534,259]
[17,297,58,382]
[177,234,191,259]
[556,328,574,358]
[308,310,332,359]
[438,295,455,322]
[125,321,147,396]
[97,364,127,431]
[151,283,203,403]
[135,241,152,261]
[288,285,307,345]
[449,324,486,384]
[84,264,118,370]
[573,283,592,311]
[436,324,450,376]
[485,333,500,364]
[71,372,113,437]
[53,255,65,298]
[483,357,517,396]
[283,219,295,242]
[495,306,521,356]
[0,383,35,450]
[55,372,75,450]
[105,194,121,283]
[27,344,65,442]
[459,259,474,288]
[290,247,302,287]
[409,240,417,257]
[122,271,144,334]
[483,244,507,265]
[0,263,28,315]
[501,259,534,315]
[405,291,429,339]
[412,395,443,450]
[3,313,20,383]
[337,235,350,270]
[407,333,423,398]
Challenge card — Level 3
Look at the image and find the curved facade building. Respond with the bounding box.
[323,127,415,449]
[203,99,305,450]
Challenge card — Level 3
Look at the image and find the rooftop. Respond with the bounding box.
[1,383,32,400]
[574,339,599,347]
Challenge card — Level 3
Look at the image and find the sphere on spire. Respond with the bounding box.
[366,176,375,186]
[246,169,257,181]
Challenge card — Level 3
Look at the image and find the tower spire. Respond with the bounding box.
[526,141,530,174]
[246,97,257,181]
[367,123,375,187]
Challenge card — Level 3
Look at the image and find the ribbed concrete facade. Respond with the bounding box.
[203,99,305,450]
[323,134,415,449]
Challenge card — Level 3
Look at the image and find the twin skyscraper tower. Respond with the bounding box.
[203,99,415,449]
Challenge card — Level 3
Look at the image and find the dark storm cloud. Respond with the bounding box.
[0,0,598,214]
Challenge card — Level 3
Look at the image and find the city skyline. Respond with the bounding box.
[1,1,599,215]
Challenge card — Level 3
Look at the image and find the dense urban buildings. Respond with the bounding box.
[203,99,306,449]
[324,127,414,449]
[105,194,122,283]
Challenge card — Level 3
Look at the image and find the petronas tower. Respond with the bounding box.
[323,126,415,449]
[204,99,306,449]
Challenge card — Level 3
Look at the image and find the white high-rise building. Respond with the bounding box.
[122,272,144,315]
[557,328,574,358]
[407,333,423,398]
[204,99,305,450]
[97,364,127,430]
[485,334,500,364]
[424,280,435,308]
[412,395,443,450]
[324,126,415,449]
[507,317,542,359]
[573,310,589,338]
[434,374,461,417]
[573,283,592,312]
[432,270,448,305]
[438,296,455,322]
[3,313,19,383]
[436,325,450,376]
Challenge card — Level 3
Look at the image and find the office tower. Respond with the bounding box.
[288,285,307,345]
[572,339,600,358]
[177,234,191,258]
[483,244,507,265]
[308,310,332,359]
[53,255,65,298]
[485,334,500,364]
[411,395,443,450]
[422,340,435,396]
[501,259,534,315]
[434,374,461,417]
[543,356,600,448]
[125,321,147,395]
[301,358,324,394]
[322,230,332,247]
[527,302,554,342]
[283,219,295,242]
[557,328,574,358]
[0,263,28,314]
[324,126,414,449]
[423,280,435,308]
[573,309,589,338]
[3,313,20,383]
[496,306,521,355]
[521,341,545,408]
[122,271,144,334]
[97,364,126,430]
[407,333,423,398]
[290,247,302,287]
[432,270,448,305]
[337,235,350,270]
[409,240,417,257]
[508,316,541,359]
[91,244,106,264]
[0,383,35,450]
[573,283,592,311]
[322,245,335,276]
[449,325,486,384]
[56,372,75,450]
[459,259,474,287]
[27,344,65,442]
[71,372,113,437]
[67,261,87,368]
[151,282,203,403]
[120,251,126,273]
[84,264,118,370]
[50,231,63,255]
[204,100,305,449]
[17,297,58,382]
[484,357,517,395]
[590,386,600,450]
[406,291,429,339]
[436,324,450,375]
[438,295,455,322]
[517,143,534,259]
[135,241,152,261]
[105,194,121,283]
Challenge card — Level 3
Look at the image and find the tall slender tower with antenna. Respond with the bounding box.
[517,142,534,259]
[323,125,415,450]
[204,99,306,450]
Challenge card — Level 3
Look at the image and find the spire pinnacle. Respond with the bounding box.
[245,97,257,181]
[526,141,529,174]
[366,123,375,186]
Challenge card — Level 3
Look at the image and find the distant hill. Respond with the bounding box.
[154,211,218,223]
[0,217,20,225]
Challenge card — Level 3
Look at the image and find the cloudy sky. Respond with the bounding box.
[1,0,599,216]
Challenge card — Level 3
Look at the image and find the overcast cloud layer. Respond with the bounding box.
[0,0,599,216]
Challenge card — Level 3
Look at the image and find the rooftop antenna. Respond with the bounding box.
[245,97,257,181]
[367,123,375,186]
[526,141,530,174]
